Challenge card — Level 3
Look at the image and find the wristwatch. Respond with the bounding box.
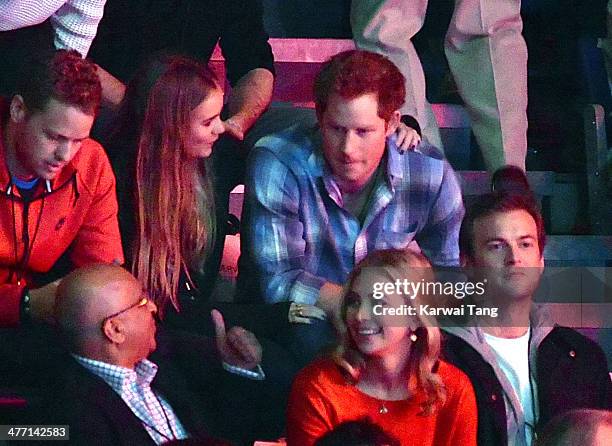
[20,287,32,323]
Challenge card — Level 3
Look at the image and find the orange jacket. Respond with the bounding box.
[0,105,124,327]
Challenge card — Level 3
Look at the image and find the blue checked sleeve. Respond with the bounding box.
[243,148,327,305]
[416,160,464,267]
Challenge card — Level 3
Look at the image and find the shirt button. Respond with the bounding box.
[491,394,497,402]
[569,350,576,358]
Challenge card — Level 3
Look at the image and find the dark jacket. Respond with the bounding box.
[442,307,611,446]
[31,331,223,445]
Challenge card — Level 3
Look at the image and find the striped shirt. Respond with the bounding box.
[0,0,107,55]
[240,124,464,305]
[73,354,188,444]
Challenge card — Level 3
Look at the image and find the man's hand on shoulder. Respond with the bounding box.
[211,309,262,370]
[394,122,421,153]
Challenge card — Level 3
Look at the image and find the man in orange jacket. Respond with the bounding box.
[0,49,123,328]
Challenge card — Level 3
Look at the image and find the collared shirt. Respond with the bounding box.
[240,124,464,305]
[0,0,107,56]
[73,355,188,444]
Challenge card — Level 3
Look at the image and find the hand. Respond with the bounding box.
[222,118,245,141]
[96,64,126,108]
[395,122,421,153]
[29,280,61,325]
[211,309,261,370]
[288,303,327,324]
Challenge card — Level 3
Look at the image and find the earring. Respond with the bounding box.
[410,331,418,343]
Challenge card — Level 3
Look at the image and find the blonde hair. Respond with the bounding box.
[335,249,446,415]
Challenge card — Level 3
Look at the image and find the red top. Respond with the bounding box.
[287,358,478,446]
[0,98,124,326]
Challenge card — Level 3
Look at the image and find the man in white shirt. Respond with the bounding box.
[442,191,611,446]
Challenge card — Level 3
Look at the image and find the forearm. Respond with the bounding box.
[0,281,59,327]
[96,64,126,108]
[28,282,60,324]
[226,68,273,134]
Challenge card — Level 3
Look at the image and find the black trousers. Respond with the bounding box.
[0,22,55,97]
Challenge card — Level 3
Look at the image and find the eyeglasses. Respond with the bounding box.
[102,295,150,325]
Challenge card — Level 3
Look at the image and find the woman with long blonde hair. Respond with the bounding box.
[287,249,478,445]
[132,55,223,315]
[105,54,225,316]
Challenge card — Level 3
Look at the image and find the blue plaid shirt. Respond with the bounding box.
[240,124,464,305]
[73,355,188,444]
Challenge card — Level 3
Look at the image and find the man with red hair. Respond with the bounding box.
[0,49,123,328]
[239,50,464,363]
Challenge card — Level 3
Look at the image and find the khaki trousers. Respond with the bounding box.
[352,0,528,171]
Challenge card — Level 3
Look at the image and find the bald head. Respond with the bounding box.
[55,264,143,350]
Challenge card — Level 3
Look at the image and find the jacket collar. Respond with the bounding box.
[442,304,556,444]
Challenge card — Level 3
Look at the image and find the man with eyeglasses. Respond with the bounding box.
[34,263,263,444]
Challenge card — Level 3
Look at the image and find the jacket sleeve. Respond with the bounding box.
[52,0,107,56]
[0,284,24,327]
[241,148,326,304]
[69,149,124,268]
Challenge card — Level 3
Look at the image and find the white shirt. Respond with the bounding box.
[0,0,107,56]
[484,328,538,446]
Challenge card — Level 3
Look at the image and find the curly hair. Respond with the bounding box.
[16,49,101,115]
[314,50,405,121]
[335,249,446,416]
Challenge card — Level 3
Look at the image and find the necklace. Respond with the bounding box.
[379,402,389,414]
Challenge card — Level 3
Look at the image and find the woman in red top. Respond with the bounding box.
[287,249,478,446]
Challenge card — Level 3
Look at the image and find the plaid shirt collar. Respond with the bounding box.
[308,129,404,205]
